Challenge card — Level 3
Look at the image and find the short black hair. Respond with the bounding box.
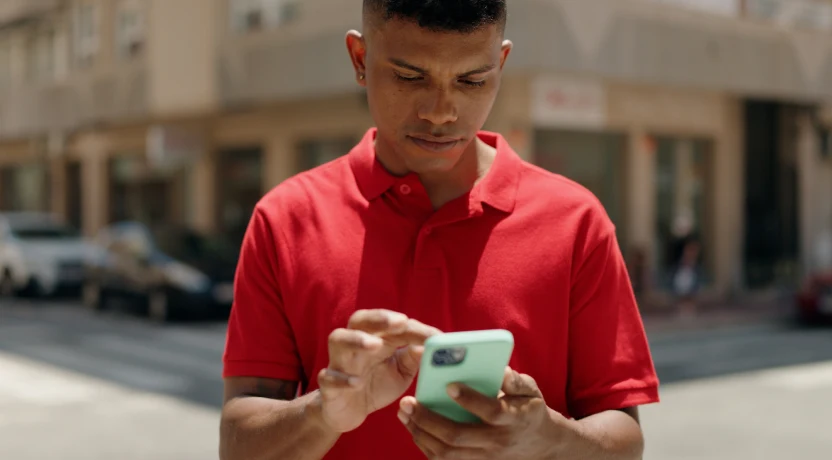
[363,0,507,33]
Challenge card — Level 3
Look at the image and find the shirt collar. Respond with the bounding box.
[349,128,521,213]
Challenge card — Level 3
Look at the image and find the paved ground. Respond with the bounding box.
[1,299,831,459]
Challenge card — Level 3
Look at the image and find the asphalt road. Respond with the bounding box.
[1,299,831,459]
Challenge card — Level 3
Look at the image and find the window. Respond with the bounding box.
[29,30,56,83]
[297,138,357,172]
[230,0,299,33]
[74,3,99,68]
[653,137,714,290]
[116,2,145,59]
[534,129,628,249]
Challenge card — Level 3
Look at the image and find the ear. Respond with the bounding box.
[346,30,368,87]
[499,40,513,70]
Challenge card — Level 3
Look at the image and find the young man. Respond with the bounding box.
[220,1,659,459]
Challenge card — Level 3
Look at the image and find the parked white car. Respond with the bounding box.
[0,213,101,297]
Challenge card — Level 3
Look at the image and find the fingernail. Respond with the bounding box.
[390,312,407,322]
[400,399,414,415]
[447,384,460,399]
[348,376,361,387]
[397,411,409,424]
[363,336,384,347]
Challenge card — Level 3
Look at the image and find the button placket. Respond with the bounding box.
[414,224,441,268]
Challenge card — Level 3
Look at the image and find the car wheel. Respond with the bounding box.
[82,282,104,312]
[0,270,15,298]
[148,290,170,323]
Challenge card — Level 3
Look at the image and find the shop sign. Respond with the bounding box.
[531,76,607,129]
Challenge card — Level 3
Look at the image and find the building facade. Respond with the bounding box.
[0,0,831,306]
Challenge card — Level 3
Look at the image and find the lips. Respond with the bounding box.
[408,134,461,153]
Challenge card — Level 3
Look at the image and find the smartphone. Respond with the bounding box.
[414,329,514,423]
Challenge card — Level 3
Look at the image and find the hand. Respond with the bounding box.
[398,367,566,459]
[318,309,442,434]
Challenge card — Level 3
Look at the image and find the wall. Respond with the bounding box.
[147,0,220,117]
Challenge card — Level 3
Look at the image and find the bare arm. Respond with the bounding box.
[553,407,644,460]
[219,377,339,460]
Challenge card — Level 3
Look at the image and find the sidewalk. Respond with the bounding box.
[0,351,220,460]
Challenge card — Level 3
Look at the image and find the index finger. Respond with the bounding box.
[347,309,409,334]
[382,319,442,347]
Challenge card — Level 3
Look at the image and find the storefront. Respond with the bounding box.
[0,161,51,212]
[297,136,358,172]
[527,74,742,302]
[534,129,629,250]
[216,146,263,248]
[108,153,189,231]
[743,101,801,289]
[651,136,715,291]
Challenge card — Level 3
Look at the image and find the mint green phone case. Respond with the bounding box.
[414,329,514,423]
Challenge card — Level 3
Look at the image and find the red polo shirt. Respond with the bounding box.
[224,128,659,459]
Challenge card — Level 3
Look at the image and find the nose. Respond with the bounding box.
[417,87,458,126]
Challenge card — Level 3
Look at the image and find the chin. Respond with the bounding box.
[401,144,465,174]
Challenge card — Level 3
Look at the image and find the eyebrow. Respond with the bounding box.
[389,58,496,78]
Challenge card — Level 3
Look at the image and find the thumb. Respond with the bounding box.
[394,345,424,379]
[501,367,542,398]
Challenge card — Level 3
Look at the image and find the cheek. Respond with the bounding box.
[368,88,412,127]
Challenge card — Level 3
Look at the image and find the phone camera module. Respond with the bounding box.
[432,347,467,366]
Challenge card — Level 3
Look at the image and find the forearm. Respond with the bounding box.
[220,390,340,460]
[547,409,644,460]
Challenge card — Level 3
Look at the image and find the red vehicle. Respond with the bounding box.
[796,269,832,324]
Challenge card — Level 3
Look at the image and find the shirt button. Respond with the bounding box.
[399,184,412,195]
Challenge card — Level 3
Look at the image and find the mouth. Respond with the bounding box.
[407,134,461,153]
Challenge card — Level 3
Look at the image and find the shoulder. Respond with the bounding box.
[254,155,355,226]
[515,161,615,242]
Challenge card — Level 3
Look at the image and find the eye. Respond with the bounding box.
[395,72,423,83]
[460,79,486,88]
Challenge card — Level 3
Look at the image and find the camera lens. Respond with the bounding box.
[432,348,466,366]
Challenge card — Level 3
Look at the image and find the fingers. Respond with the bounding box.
[446,383,512,426]
[406,423,489,460]
[317,368,360,400]
[325,311,440,385]
[447,369,542,426]
[347,309,409,334]
[327,328,385,376]
[398,397,498,455]
[347,309,442,346]
[500,367,543,398]
[393,344,425,379]
[382,319,443,348]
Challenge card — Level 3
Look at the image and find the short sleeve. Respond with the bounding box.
[222,206,301,381]
[566,221,660,418]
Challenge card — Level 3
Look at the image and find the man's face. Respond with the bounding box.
[348,18,511,175]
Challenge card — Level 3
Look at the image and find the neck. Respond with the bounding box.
[419,138,495,209]
[375,136,496,209]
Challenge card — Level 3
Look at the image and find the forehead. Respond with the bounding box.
[367,19,502,67]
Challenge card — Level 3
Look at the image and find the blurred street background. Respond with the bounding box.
[0,0,831,459]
